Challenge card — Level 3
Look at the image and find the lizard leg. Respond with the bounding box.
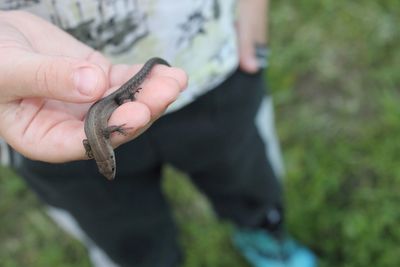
[114,87,141,105]
[129,87,142,101]
[103,124,133,139]
[82,139,94,159]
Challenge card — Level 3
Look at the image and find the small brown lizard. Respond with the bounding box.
[83,57,170,180]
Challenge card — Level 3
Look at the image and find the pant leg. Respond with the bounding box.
[148,68,284,227]
[12,132,181,267]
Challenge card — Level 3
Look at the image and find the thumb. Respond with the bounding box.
[1,51,107,102]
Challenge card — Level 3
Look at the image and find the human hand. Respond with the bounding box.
[0,11,187,163]
[236,0,269,73]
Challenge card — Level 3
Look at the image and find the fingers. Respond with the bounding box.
[110,63,187,92]
[96,63,188,147]
[0,50,108,103]
[109,63,187,119]
[134,75,182,118]
[106,101,152,147]
[124,64,186,118]
[78,68,182,154]
[107,75,181,123]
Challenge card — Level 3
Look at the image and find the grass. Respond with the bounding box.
[1,1,400,266]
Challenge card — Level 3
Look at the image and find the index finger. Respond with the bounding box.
[109,62,188,93]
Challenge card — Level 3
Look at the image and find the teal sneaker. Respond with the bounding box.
[233,229,317,267]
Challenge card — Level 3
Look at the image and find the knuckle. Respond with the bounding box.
[35,58,72,97]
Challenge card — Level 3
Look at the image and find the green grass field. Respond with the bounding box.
[1,1,400,266]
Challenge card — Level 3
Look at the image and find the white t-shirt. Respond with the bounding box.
[1,0,239,112]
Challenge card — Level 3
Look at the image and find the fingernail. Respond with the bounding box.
[74,67,99,96]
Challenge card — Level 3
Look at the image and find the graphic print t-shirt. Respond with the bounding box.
[1,0,239,112]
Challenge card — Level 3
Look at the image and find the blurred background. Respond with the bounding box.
[1,1,399,266]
